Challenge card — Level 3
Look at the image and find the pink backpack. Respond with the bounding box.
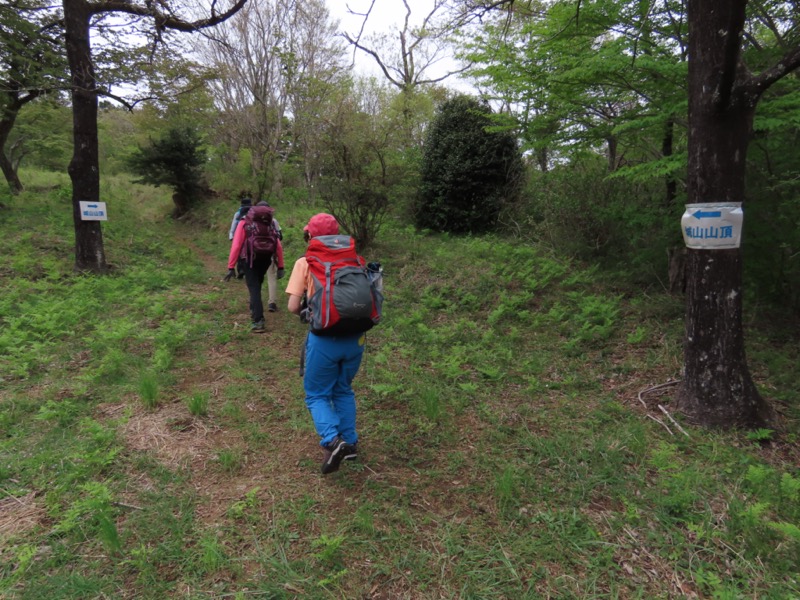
[242,206,278,266]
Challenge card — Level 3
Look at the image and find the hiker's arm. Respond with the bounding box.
[227,221,246,269]
[287,294,302,315]
[285,258,307,314]
[228,215,238,240]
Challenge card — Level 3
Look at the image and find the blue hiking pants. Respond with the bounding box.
[304,332,365,447]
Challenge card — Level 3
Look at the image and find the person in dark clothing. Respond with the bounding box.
[228,196,253,240]
[229,196,253,278]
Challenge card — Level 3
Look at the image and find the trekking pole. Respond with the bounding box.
[361,332,368,374]
[299,332,307,377]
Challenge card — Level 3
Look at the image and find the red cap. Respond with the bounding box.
[304,213,339,237]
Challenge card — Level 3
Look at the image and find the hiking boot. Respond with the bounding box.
[268,302,278,312]
[251,320,266,333]
[321,437,348,474]
[343,442,358,461]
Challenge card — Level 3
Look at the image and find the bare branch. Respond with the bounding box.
[89,0,248,32]
[96,88,153,110]
[658,404,690,437]
[342,32,403,87]
[749,42,800,97]
[451,0,517,26]
[341,0,468,91]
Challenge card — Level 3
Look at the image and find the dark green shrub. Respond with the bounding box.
[127,127,207,217]
[415,95,524,234]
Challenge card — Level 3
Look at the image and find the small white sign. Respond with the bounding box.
[681,202,742,249]
[79,201,108,221]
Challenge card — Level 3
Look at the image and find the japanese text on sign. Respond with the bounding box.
[681,203,742,249]
[683,225,734,240]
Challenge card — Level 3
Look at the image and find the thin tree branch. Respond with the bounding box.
[658,404,690,437]
[89,0,248,32]
[647,414,674,435]
[749,43,800,97]
[342,32,403,88]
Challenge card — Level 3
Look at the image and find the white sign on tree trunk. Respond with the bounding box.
[79,201,108,221]
[681,202,742,249]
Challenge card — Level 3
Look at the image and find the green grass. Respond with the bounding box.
[138,371,160,409]
[0,171,798,599]
[186,390,209,417]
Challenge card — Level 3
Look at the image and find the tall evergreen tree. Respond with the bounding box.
[127,127,206,218]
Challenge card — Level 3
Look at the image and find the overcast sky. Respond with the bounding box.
[325,0,474,91]
[326,0,437,41]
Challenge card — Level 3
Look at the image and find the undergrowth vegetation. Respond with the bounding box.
[1,173,798,599]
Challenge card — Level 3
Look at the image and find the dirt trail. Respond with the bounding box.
[117,233,383,529]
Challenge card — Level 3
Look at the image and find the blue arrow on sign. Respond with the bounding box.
[693,210,722,219]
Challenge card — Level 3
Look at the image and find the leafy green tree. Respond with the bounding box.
[461,2,689,273]
[0,1,66,192]
[415,94,523,234]
[103,65,217,177]
[461,1,688,188]
[61,0,246,273]
[127,127,207,218]
[10,97,72,171]
[746,80,800,310]
[317,77,407,249]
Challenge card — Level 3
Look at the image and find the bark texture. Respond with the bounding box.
[676,250,772,426]
[0,113,24,193]
[64,0,107,273]
[674,0,773,427]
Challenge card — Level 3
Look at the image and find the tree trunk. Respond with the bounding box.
[536,147,549,173]
[0,95,36,194]
[172,191,190,218]
[63,0,108,273]
[606,135,618,171]
[674,0,773,428]
[662,118,676,208]
[667,246,685,294]
[0,150,23,194]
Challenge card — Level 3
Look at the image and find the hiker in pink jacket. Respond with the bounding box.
[225,201,285,332]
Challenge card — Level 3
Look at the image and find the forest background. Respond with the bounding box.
[1,0,799,598]
[6,0,800,306]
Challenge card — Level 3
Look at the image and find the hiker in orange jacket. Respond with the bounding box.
[285,213,363,474]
